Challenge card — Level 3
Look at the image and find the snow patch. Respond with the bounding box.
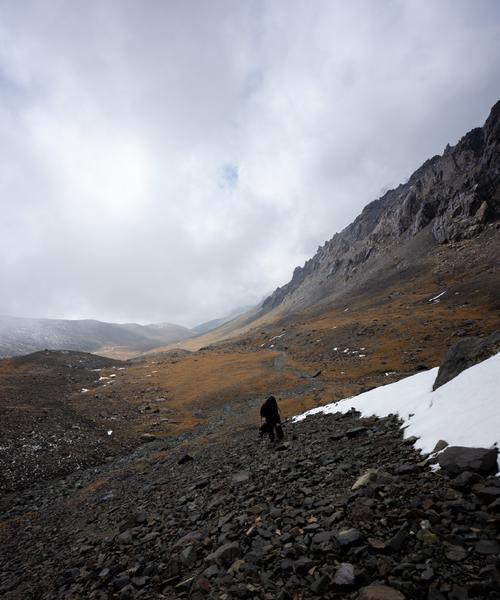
[429,291,446,302]
[294,353,500,469]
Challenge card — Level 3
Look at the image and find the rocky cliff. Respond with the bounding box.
[263,100,500,312]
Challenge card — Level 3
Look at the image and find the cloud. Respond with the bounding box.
[1,0,499,326]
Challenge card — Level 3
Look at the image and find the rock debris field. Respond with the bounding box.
[1,409,499,600]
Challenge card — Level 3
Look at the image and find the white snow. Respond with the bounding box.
[270,333,286,341]
[107,430,113,436]
[81,388,89,393]
[294,353,500,468]
[429,290,446,302]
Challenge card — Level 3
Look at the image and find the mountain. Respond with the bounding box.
[0,315,194,358]
[260,100,500,315]
[191,305,256,335]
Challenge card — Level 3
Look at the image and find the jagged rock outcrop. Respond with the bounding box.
[263,100,500,312]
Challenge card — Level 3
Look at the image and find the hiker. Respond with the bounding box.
[260,395,284,442]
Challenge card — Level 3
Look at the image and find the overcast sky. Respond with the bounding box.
[1,1,499,327]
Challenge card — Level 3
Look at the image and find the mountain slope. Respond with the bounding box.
[261,100,500,315]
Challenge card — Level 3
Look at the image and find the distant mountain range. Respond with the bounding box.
[0,307,254,358]
[0,315,193,358]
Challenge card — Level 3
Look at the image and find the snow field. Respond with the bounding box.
[294,353,500,469]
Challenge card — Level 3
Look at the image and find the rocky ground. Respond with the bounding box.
[0,350,131,492]
[1,408,499,600]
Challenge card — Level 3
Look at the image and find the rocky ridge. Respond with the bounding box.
[1,409,499,599]
[262,100,500,313]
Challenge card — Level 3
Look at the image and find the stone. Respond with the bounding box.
[475,539,500,555]
[472,484,500,500]
[488,498,500,512]
[232,471,251,483]
[175,530,205,547]
[445,545,467,562]
[433,331,500,390]
[332,562,355,586]
[311,574,331,595]
[312,531,333,545]
[346,427,368,439]
[205,542,241,565]
[432,440,449,453]
[416,530,439,545]
[396,463,421,475]
[438,446,498,476]
[358,584,405,600]
[450,471,482,489]
[294,556,315,574]
[403,435,418,445]
[336,528,361,547]
[180,545,198,567]
[116,530,133,545]
[178,454,194,465]
[194,478,210,489]
[385,524,409,553]
[352,468,392,491]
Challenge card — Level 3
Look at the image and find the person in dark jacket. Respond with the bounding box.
[260,395,284,442]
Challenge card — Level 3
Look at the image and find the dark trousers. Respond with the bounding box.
[267,420,284,442]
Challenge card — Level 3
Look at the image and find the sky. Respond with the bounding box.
[1,1,500,327]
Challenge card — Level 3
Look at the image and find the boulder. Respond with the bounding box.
[438,446,498,476]
[433,331,500,390]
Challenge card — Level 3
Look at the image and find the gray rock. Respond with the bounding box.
[438,446,498,476]
[312,531,333,545]
[450,470,482,489]
[432,440,449,453]
[433,331,500,390]
[445,545,467,562]
[352,468,392,491]
[332,562,355,586]
[116,530,133,545]
[336,528,361,547]
[232,471,251,483]
[180,545,198,567]
[205,542,241,565]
